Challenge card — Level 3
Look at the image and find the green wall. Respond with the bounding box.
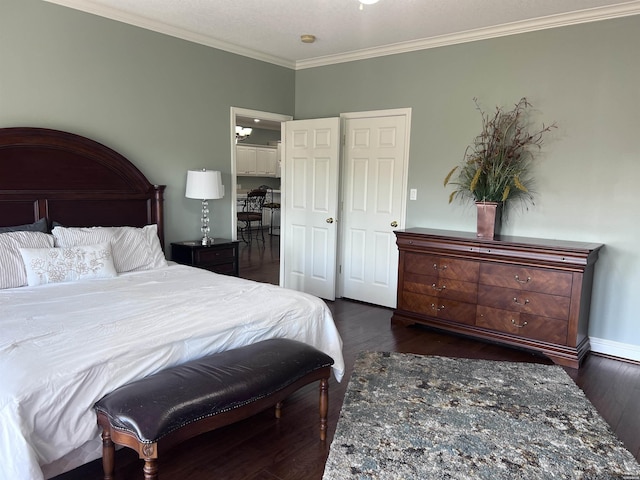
[1,0,294,245]
[295,16,640,351]
[2,0,639,355]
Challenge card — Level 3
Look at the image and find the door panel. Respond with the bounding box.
[341,114,409,308]
[347,229,366,281]
[373,231,393,285]
[312,226,331,279]
[375,158,395,213]
[282,118,340,300]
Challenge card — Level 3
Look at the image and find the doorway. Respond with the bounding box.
[231,107,411,306]
[230,108,292,285]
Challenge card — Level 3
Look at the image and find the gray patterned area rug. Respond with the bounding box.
[323,352,640,480]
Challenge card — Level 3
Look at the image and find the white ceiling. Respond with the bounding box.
[44,0,640,69]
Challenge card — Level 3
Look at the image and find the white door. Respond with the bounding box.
[339,112,410,308]
[281,118,340,300]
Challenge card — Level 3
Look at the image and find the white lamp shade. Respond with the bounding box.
[185,170,224,200]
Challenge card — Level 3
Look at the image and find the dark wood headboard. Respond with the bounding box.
[0,127,166,247]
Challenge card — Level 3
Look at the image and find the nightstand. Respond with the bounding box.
[171,239,239,276]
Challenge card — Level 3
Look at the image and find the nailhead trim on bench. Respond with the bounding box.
[94,338,335,480]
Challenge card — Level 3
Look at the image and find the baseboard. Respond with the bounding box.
[590,337,640,363]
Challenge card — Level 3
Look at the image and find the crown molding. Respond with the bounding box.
[295,2,640,69]
[41,0,296,69]
[43,1,640,71]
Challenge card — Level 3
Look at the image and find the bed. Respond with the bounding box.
[0,127,345,480]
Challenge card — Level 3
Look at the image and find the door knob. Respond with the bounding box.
[326,218,334,224]
[390,221,398,227]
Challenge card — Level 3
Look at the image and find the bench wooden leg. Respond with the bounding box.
[319,377,329,441]
[275,377,329,441]
[100,428,115,480]
[143,458,158,480]
[137,443,159,480]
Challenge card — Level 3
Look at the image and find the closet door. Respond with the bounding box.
[281,117,340,300]
[339,111,410,308]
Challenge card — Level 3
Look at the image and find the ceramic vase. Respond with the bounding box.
[476,201,502,239]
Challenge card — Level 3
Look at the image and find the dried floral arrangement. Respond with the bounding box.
[444,97,557,211]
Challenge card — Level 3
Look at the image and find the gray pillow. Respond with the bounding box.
[0,218,48,234]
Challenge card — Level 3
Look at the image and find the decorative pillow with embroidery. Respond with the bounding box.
[52,224,167,273]
[0,231,55,289]
[19,243,117,286]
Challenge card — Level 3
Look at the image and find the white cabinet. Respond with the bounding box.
[236,145,277,177]
[236,145,257,175]
[256,148,277,176]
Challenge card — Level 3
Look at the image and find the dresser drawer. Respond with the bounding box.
[476,305,568,345]
[478,284,570,320]
[479,263,572,296]
[195,246,236,265]
[404,271,477,303]
[405,252,479,283]
[401,291,476,325]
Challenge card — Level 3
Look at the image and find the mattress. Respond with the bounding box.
[0,264,344,480]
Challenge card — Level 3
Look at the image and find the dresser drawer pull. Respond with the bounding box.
[514,275,531,284]
[430,303,445,312]
[433,263,448,271]
[431,283,446,292]
[511,319,528,328]
[513,297,530,306]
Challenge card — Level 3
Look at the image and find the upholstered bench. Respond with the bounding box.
[94,338,334,480]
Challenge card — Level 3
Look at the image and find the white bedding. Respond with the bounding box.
[0,264,344,480]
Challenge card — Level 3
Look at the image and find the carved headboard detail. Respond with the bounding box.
[0,127,165,247]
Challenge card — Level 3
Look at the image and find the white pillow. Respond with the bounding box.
[19,243,117,286]
[0,232,54,289]
[52,224,167,273]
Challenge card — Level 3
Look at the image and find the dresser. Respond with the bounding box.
[392,228,603,368]
[171,240,239,276]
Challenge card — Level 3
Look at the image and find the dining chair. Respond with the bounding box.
[237,189,267,244]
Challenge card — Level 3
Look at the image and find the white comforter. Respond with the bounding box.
[0,265,344,480]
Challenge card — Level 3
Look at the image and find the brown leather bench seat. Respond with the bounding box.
[94,338,334,480]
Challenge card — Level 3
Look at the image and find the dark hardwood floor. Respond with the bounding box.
[236,232,281,285]
[55,234,640,479]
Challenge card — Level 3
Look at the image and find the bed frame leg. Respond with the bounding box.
[319,377,329,441]
[101,428,115,480]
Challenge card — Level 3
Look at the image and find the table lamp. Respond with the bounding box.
[185,169,224,245]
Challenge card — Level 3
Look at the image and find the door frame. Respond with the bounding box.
[336,108,412,300]
[229,107,293,246]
